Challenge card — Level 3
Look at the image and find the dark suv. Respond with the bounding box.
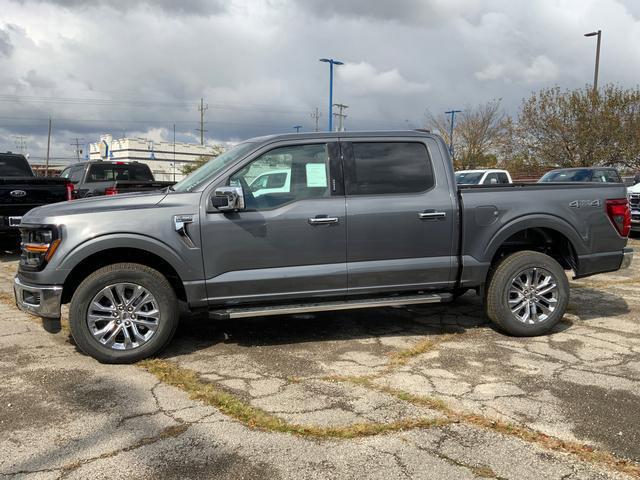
[539,167,622,183]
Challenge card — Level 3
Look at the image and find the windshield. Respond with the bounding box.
[172,142,256,192]
[539,169,591,182]
[455,172,484,184]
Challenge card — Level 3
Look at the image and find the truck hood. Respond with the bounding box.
[23,191,168,223]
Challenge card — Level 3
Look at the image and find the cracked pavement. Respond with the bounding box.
[0,238,639,479]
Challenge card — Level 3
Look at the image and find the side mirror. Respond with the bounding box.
[212,186,245,212]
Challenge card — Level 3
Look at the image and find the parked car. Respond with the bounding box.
[248,169,291,197]
[0,152,71,246]
[14,131,632,363]
[538,167,622,183]
[455,169,512,185]
[60,160,175,198]
[627,182,640,233]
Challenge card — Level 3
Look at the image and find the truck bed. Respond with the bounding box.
[457,182,629,285]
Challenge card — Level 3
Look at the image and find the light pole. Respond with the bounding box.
[584,30,601,94]
[445,110,461,159]
[319,58,343,131]
[293,125,302,133]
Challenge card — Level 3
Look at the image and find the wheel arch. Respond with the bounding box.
[484,215,585,274]
[59,235,192,304]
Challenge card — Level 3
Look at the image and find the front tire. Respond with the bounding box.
[69,263,178,363]
[485,251,569,336]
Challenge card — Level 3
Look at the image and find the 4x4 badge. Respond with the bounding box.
[569,200,601,208]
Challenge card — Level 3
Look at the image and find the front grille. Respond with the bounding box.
[630,194,640,209]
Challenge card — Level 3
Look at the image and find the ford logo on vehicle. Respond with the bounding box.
[9,190,27,198]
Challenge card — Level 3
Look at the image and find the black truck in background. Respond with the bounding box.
[60,161,175,198]
[0,152,71,245]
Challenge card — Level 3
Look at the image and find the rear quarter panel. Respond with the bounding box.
[459,183,628,285]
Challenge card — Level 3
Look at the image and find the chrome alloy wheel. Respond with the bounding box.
[87,283,160,350]
[507,267,559,324]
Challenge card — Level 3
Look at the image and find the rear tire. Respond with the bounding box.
[69,263,178,363]
[485,251,569,336]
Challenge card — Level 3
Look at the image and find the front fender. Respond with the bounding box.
[55,233,198,280]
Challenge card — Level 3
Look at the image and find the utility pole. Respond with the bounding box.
[293,125,303,133]
[332,103,348,132]
[69,138,83,162]
[310,108,322,132]
[584,30,602,95]
[445,110,461,159]
[173,123,176,182]
[45,117,52,177]
[196,97,208,145]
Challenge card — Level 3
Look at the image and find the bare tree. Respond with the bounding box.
[513,85,640,169]
[426,99,508,169]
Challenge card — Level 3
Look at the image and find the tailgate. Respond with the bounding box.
[113,180,175,193]
[0,178,68,226]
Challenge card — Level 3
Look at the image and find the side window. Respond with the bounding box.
[484,173,499,184]
[347,142,433,195]
[496,172,509,184]
[230,143,330,210]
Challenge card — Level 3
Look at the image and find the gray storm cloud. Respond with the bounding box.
[0,0,639,162]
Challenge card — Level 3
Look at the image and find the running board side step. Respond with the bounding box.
[209,293,453,320]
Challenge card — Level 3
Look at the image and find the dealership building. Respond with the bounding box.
[88,134,218,181]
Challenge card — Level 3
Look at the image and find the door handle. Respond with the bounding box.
[308,216,339,225]
[418,211,447,220]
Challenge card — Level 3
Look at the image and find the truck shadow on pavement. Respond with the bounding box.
[160,286,629,360]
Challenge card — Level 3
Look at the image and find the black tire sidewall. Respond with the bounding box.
[486,251,569,336]
[69,264,178,363]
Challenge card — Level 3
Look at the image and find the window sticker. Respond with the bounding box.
[306,163,327,187]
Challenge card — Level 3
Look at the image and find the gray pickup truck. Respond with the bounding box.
[14,131,633,363]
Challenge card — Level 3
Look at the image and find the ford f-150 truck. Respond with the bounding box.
[60,160,175,198]
[0,152,71,245]
[13,131,633,363]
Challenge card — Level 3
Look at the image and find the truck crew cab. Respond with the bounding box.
[14,131,633,363]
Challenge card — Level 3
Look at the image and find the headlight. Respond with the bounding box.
[19,225,61,271]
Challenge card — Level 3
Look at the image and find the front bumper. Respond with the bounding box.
[13,276,62,319]
[621,248,634,270]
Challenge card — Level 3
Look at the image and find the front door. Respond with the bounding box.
[341,138,456,294]
[201,142,347,305]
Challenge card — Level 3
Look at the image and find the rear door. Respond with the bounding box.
[341,137,456,294]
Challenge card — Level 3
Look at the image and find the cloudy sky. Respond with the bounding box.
[1,0,639,164]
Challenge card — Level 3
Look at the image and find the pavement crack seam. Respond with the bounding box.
[56,423,191,478]
[326,376,640,479]
[138,358,453,439]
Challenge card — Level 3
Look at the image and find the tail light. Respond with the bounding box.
[606,198,631,237]
[105,186,118,195]
[65,182,75,201]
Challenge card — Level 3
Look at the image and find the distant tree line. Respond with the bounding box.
[426,85,640,176]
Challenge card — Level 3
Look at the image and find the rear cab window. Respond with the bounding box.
[0,155,33,177]
[86,163,154,182]
[344,142,434,195]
